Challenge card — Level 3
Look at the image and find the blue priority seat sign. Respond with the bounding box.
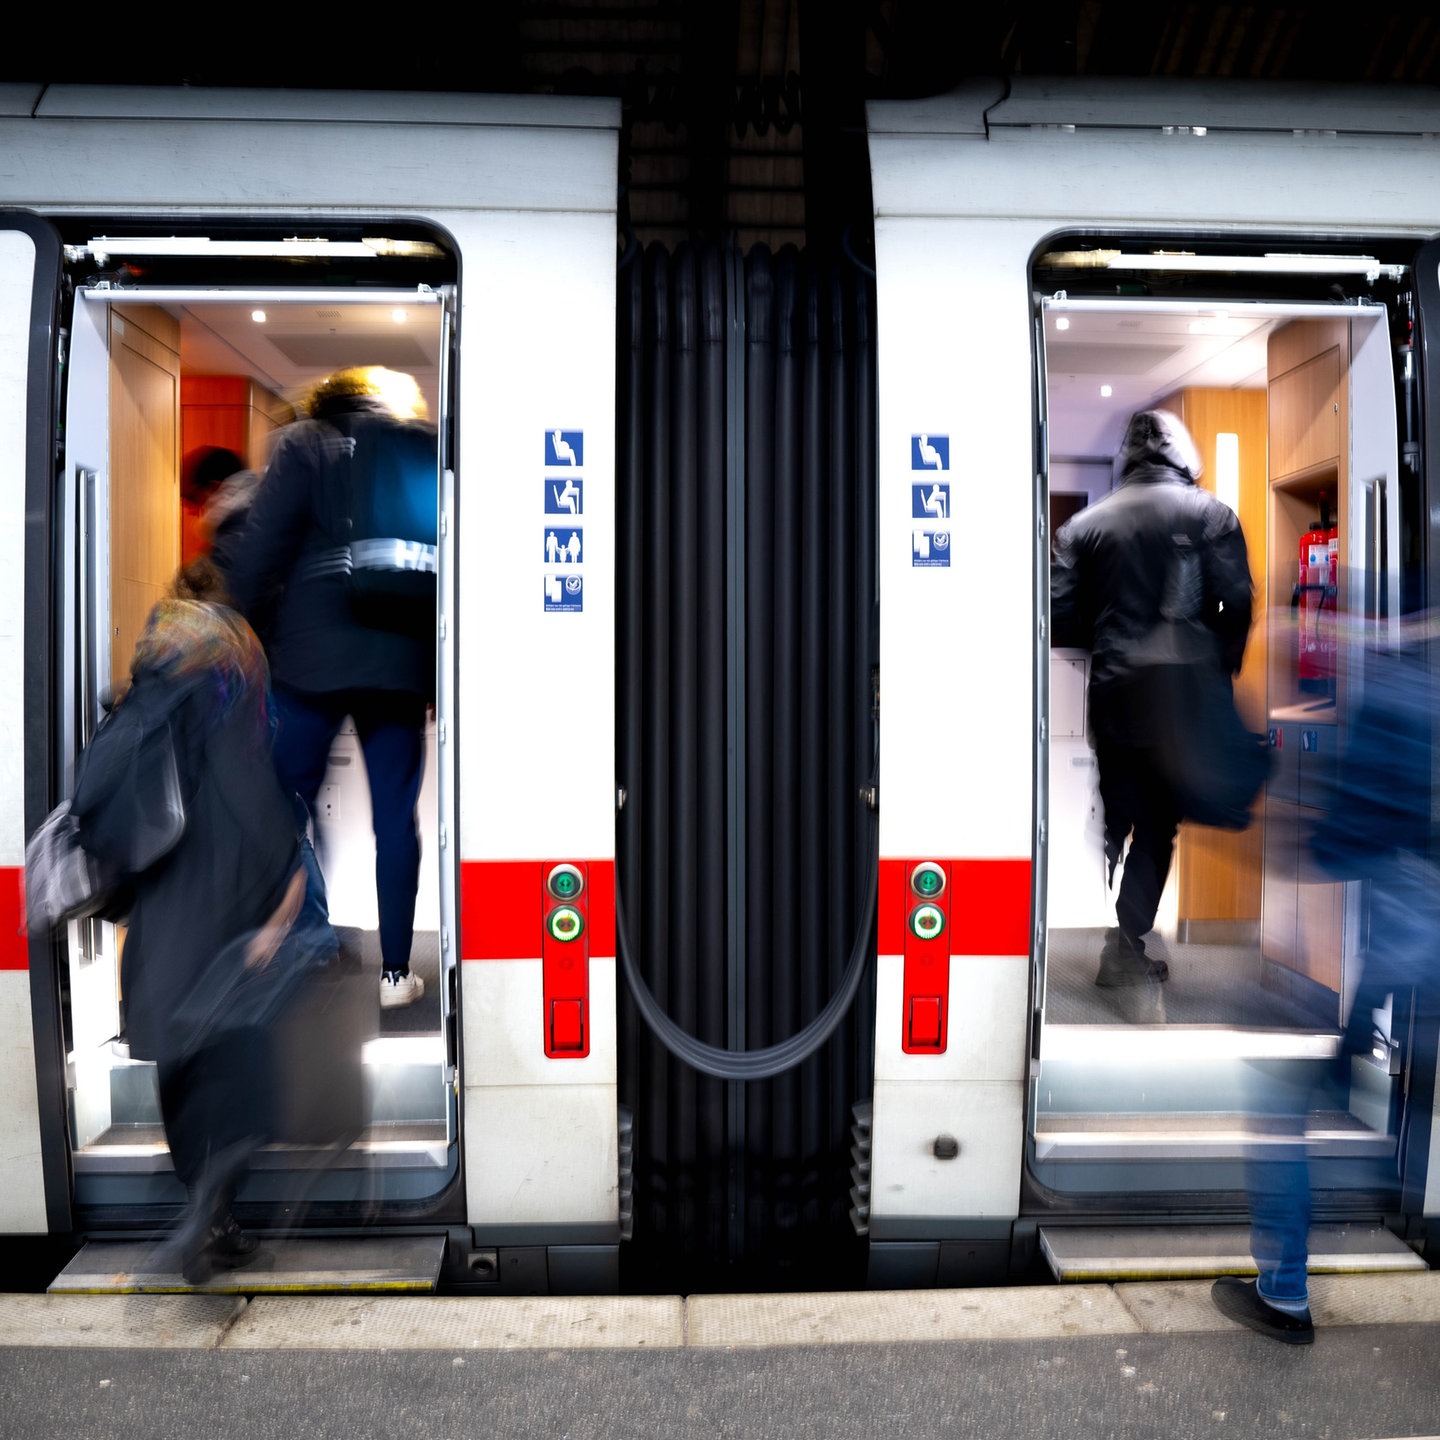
[545,477,583,515]
[545,429,584,467]
[911,434,949,471]
[912,482,950,520]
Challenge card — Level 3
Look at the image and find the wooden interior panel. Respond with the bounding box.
[109,307,180,686]
[1269,348,1341,481]
[1161,386,1268,925]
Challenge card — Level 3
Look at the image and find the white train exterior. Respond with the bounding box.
[2,78,1438,1286]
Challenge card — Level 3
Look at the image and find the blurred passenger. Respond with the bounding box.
[1051,408,1254,988]
[1213,634,1440,1344]
[181,446,261,570]
[227,367,436,1009]
[119,559,333,1283]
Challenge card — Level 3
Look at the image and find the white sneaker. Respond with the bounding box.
[380,970,424,1009]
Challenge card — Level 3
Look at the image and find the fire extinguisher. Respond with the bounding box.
[1295,492,1338,696]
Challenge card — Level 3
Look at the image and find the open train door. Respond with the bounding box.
[1398,235,1440,1227]
[33,230,464,1292]
[5,212,67,1246]
[1034,241,1440,1277]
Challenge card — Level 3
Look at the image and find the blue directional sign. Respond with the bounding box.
[912,482,951,521]
[911,434,949,471]
[544,477,584,515]
[545,429,584,468]
[912,530,952,568]
[544,573,584,613]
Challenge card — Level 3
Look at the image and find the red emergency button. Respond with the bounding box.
[909,996,942,1048]
[551,998,585,1052]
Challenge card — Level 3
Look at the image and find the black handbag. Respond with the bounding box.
[1139,657,1270,830]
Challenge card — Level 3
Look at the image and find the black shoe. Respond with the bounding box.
[1211,1277,1314,1345]
[1095,929,1169,987]
[209,1213,260,1268]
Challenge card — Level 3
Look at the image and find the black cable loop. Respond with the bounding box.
[615,804,879,1081]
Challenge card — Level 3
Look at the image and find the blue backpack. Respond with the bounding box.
[340,414,439,633]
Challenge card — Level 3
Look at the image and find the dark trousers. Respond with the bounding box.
[1094,738,1184,946]
[158,1027,275,1191]
[272,685,426,974]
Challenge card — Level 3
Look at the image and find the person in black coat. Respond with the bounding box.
[117,565,324,1282]
[1051,408,1255,987]
[226,367,436,1009]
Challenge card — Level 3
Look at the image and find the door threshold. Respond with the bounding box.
[49,1233,448,1295]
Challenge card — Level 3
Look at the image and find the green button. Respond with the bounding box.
[547,905,585,942]
[909,904,945,940]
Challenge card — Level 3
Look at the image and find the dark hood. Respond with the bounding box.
[1115,408,1203,486]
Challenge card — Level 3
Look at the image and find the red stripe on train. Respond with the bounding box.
[879,857,1032,956]
[1,866,26,971]
[459,858,615,960]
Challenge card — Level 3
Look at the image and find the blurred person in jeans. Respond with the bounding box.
[1213,636,1439,1343]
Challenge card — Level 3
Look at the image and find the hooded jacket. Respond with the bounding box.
[1051,409,1254,740]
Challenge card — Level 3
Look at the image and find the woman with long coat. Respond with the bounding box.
[116,570,323,1282]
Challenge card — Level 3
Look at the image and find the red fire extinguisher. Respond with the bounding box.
[1296,493,1338,695]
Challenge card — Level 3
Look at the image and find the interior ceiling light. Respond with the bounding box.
[85,236,383,263]
[1054,316,1070,330]
[1039,248,1403,281]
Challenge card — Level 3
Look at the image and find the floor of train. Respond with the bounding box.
[1045,928,1333,1028]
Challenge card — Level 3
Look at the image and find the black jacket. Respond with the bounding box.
[1051,414,1253,743]
[227,397,436,698]
[121,621,300,1069]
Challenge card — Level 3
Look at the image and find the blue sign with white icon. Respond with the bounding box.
[545,477,584,515]
[912,530,951,568]
[911,434,949,471]
[544,573,584,613]
[545,429,584,468]
[912,482,950,521]
[544,528,584,565]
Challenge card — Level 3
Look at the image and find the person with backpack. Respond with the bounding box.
[95,561,326,1282]
[226,367,437,1009]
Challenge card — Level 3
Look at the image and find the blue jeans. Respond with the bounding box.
[272,686,426,974]
[1243,1059,1323,1308]
[1244,867,1440,1308]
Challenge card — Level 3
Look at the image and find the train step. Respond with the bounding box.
[1033,1109,1395,1162]
[48,1234,448,1295]
[1039,1223,1427,1282]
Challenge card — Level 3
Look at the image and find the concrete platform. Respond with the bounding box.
[7,1271,1440,1349]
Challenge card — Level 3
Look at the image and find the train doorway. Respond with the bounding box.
[51,233,462,1228]
[1034,245,1437,1273]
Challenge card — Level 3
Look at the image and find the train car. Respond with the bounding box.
[864,77,1440,1283]
[1,85,625,1292]
[3,77,1440,1294]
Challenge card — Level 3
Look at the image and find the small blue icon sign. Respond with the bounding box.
[544,528,584,565]
[912,482,950,520]
[544,573,584,613]
[911,434,949,471]
[545,477,584,515]
[912,530,951,568]
[545,430,584,468]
